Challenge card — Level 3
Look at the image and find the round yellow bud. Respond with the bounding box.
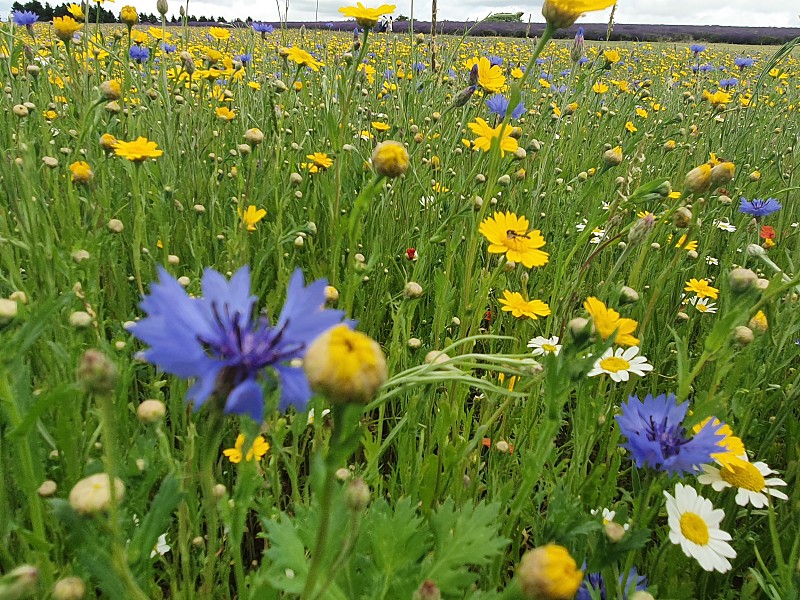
[517,544,583,600]
[304,325,387,405]
[371,140,409,178]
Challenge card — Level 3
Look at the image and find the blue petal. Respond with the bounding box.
[275,365,313,411]
[186,364,223,409]
[224,378,264,423]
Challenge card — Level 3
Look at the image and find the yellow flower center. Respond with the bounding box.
[679,512,709,545]
[599,356,630,373]
[720,462,766,492]
[696,303,710,313]
[542,343,558,353]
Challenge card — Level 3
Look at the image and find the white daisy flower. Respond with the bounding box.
[706,256,719,266]
[698,458,788,508]
[307,408,331,425]
[713,219,736,232]
[587,347,653,382]
[690,297,718,314]
[590,507,630,530]
[150,533,171,558]
[527,335,562,356]
[589,228,606,244]
[664,483,736,573]
[575,219,588,232]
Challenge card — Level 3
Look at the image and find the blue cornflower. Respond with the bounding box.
[130,266,347,422]
[739,197,781,218]
[551,84,567,94]
[698,64,715,73]
[616,393,724,476]
[536,57,546,65]
[160,42,177,53]
[384,68,395,79]
[12,10,39,26]
[235,53,253,65]
[413,62,426,72]
[447,68,456,79]
[129,45,150,63]
[485,94,525,120]
[734,57,754,69]
[719,77,738,89]
[252,22,274,33]
[576,568,647,600]
[690,44,706,55]
[578,56,589,65]
[487,55,503,66]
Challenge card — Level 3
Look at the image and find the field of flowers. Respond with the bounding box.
[0,1,799,598]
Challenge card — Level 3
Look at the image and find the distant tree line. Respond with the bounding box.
[9,1,255,24]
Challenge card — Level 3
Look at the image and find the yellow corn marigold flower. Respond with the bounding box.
[592,81,609,94]
[499,291,551,320]
[749,310,767,333]
[372,140,409,178]
[511,67,524,79]
[583,296,639,347]
[307,152,333,170]
[215,106,235,121]
[479,211,549,268]
[208,27,231,40]
[99,133,118,152]
[684,278,719,299]
[338,2,395,28]
[625,121,637,133]
[53,16,82,42]
[304,324,387,405]
[119,5,138,26]
[468,118,518,156]
[603,49,620,63]
[517,544,583,600]
[673,234,698,252]
[371,121,390,131]
[542,0,617,29]
[113,137,164,162]
[475,56,505,93]
[67,3,85,20]
[693,418,745,468]
[69,161,94,184]
[239,205,266,231]
[223,434,269,464]
[284,47,324,71]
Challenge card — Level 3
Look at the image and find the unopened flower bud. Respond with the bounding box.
[345,477,370,510]
[1,565,39,598]
[684,164,712,195]
[620,286,639,304]
[212,484,227,498]
[629,593,655,600]
[673,206,692,228]
[517,544,583,600]
[53,576,86,600]
[733,326,754,346]
[156,0,168,15]
[627,213,655,247]
[38,480,58,497]
[413,580,442,600]
[452,85,477,107]
[304,325,387,405]
[709,161,734,188]
[424,350,450,365]
[69,473,125,514]
[603,146,623,167]
[77,349,118,393]
[0,298,18,322]
[244,127,264,146]
[568,317,591,343]
[137,399,166,424]
[728,268,757,294]
[372,140,409,178]
[404,281,423,298]
[604,521,626,543]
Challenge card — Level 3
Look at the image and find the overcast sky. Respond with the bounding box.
[5,0,799,27]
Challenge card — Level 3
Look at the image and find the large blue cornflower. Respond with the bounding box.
[616,393,724,476]
[734,57,754,69]
[485,94,525,120]
[719,77,738,89]
[13,10,39,26]
[129,45,150,63]
[130,266,346,422]
[252,22,274,33]
[739,197,781,218]
[689,44,706,55]
[576,568,647,600]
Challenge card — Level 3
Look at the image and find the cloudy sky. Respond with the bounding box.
[5,0,800,27]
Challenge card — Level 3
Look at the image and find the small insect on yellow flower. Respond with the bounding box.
[542,0,617,29]
[468,118,518,156]
[113,137,164,162]
[338,2,396,28]
[498,291,551,320]
[684,278,719,300]
[239,205,266,231]
[479,212,549,269]
[223,434,270,464]
[583,297,639,346]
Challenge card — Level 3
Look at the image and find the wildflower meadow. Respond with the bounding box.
[0,0,798,598]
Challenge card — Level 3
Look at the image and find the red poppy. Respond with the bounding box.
[406,247,418,261]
